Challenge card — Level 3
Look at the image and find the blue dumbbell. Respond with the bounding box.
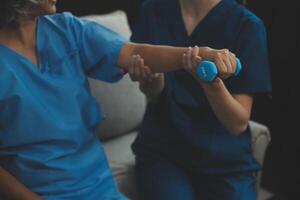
[197,58,242,81]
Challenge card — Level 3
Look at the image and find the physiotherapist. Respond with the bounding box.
[129,0,272,199]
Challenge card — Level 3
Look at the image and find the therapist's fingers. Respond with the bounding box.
[221,49,233,79]
[192,46,203,75]
[134,55,141,81]
[144,66,156,82]
[229,52,236,74]
[139,58,150,83]
[143,66,151,82]
[129,55,137,81]
[183,53,189,71]
[196,56,202,63]
[186,47,193,71]
[222,49,237,79]
[223,49,235,75]
[132,56,155,83]
[215,53,228,80]
[183,47,203,77]
[192,46,200,68]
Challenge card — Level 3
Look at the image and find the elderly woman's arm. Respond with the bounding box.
[117,43,235,74]
[117,43,187,72]
[0,167,42,200]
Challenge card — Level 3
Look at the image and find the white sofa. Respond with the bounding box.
[83,11,271,200]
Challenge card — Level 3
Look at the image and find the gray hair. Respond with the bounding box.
[0,0,46,28]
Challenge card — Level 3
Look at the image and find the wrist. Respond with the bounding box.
[201,78,224,93]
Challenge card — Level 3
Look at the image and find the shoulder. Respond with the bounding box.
[232,3,266,33]
[39,12,83,31]
[221,1,267,47]
[37,12,86,53]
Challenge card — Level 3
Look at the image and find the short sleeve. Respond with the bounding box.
[67,13,128,83]
[225,18,272,95]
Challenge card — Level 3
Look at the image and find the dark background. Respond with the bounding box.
[56,0,142,29]
[57,0,300,198]
[247,1,300,198]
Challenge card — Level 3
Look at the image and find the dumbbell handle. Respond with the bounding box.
[197,58,242,81]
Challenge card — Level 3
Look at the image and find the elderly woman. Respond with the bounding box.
[0,0,237,199]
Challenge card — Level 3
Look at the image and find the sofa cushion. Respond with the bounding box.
[249,120,271,165]
[249,121,271,190]
[102,132,138,200]
[81,11,147,140]
[81,10,132,39]
[89,75,146,140]
[103,122,271,199]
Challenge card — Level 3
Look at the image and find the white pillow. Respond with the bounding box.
[81,10,132,39]
[81,11,146,140]
[89,75,146,140]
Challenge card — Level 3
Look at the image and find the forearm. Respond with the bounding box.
[201,80,252,135]
[0,166,42,200]
[117,43,208,73]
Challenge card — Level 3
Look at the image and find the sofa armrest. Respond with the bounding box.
[249,120,271,165]
[249,120,271,189]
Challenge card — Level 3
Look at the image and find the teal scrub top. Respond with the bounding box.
[0,12,128,200]
[131,0,272,174]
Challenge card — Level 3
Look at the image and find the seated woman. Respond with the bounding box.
[0,0,237,199]
[129,0,272,199]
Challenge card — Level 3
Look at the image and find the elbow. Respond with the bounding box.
[229,121,249,136]
[117,42,139,70]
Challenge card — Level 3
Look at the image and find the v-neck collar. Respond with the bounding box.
[0,16,43,72]
[174,0,232,39]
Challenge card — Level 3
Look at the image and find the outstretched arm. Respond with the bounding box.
[117,42,190,73]
[117,43,236,74]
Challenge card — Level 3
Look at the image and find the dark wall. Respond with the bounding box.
[247,1,300,198]
[56,0,142,29]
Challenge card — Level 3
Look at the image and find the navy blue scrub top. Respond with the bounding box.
[0,13,127,199]
[131,0,272,174]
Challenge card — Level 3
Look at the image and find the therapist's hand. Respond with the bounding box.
[184,46,237,81]
[128,55,164,103]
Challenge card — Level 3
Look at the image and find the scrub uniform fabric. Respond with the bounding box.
[0,12,128,200]
[131,0,271,199]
